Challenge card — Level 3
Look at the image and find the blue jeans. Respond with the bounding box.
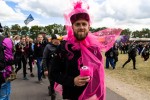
[0,82,11,100]
[106,57,115,68]
[36,58,43,81]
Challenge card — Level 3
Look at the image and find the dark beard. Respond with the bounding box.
[74,32,88,41]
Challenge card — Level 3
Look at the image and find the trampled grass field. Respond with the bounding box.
[104,53,150,93]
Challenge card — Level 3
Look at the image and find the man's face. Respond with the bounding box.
[52,39,60,46]
[72,19,90,41]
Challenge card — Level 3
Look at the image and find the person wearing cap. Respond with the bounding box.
[50,1,121,100]
[42,34,60,99]
[46,35,52,43]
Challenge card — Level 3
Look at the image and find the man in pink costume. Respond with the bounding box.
[51,1,122,100]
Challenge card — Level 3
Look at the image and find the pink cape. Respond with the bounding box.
[55,28,122,100]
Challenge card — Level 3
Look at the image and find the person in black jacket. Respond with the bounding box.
[122,43,137,69]
[105,47,115,69]
[34,34,46,83]
[113,43,119,67]
[42,34,60,99]
[141,44,149,61]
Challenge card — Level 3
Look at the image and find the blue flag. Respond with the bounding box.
[24,14,34,25]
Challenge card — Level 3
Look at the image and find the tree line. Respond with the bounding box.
[3,24,150,39]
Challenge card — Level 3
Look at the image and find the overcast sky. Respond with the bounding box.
[0,0,150,31]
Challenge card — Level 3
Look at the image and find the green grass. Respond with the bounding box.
[104,53,150,93]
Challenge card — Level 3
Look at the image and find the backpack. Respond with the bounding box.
[0,36,16,87]
[142,48,149,56]
[110,51,114,57]
[0,35,14,70]
[0,35,6,71]
[45,43,59,69]
[128,45,134,54]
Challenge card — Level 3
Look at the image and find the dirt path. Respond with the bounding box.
[105,74,150,100]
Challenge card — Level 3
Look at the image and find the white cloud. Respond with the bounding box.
[1,0,150,31]
[7,0,72,17]
[88,0,150,30]
[0,0,25,22]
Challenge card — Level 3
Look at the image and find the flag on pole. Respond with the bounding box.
[24,14,34,25]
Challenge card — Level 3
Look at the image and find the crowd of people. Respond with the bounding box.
[105,41,150,70]
[0,25,63,99]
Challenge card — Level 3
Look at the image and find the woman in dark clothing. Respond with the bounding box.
[28,38,35,77]
[15,36,29,80]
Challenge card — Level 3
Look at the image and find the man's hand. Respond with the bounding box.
[34,60,37,63]
[21,49,24,52]
[74,75,90,86]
